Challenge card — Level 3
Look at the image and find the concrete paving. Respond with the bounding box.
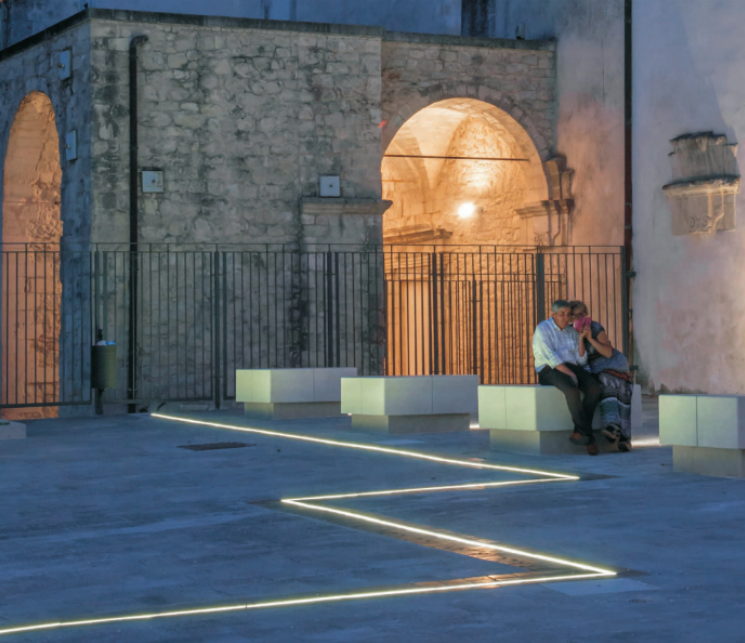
[1,397,744,642]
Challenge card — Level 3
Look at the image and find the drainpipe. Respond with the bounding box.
[623,0,634,363]
[127,34,147,413]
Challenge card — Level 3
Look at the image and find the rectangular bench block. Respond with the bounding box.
[244,402,342,421]
[489,428,616,456]
[673,445,745,478]
[352,413,470,434]
[0,421,25,440]
[237,368,356,405]
[659,395,699,447]
[660,395,745,451]
[697,396,745,449]
[432,375,479,415]
[479,384,643,433]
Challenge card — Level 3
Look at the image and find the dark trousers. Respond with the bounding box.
[538,363,602,438]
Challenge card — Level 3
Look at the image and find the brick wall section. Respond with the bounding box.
[380,34,556,159]
[90,17,385,246]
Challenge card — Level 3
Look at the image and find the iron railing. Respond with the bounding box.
[0,245,627,410]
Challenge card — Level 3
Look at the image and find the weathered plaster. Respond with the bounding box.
[633,0,745,394]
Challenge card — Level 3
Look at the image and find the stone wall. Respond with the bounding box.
[89,14,386,247]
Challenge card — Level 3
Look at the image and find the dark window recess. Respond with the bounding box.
[461,0,494,38]
[178,442,255,451]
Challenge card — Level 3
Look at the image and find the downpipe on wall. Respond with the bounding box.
[624,0,634,367]
[128,34,148,413]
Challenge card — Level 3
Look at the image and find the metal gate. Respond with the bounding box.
[0,245,627,411]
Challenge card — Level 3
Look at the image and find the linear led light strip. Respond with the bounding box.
[151,414,577,480]
[0,414,613,637]
[0,572,607,637]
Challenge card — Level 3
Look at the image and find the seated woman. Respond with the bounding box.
[570,301,633,451]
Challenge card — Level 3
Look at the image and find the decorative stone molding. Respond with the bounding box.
[515,156,574,246]
[663,132,740,236]
[383,223,453,245]
[300,198,393,217]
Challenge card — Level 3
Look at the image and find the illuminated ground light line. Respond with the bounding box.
[283,500,616,576]
[0,573,608,637]
[292,477,565,502]
[0,414,612,638]
[152,413,577,480]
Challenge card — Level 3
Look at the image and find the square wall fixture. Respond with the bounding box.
[320,175,340,197]
[142,170,164,193]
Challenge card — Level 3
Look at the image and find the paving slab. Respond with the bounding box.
[1,397,745,642]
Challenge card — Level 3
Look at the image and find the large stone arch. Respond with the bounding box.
[1,91,62,419]
[381,96,550,247]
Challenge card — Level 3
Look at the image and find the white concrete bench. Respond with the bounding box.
[0,420,25,440]
[236,367,357,420]
[660,394,745,477]
[479,384,643,455]
[341,375,479,434]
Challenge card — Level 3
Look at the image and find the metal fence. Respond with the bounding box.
[0,245,627,410]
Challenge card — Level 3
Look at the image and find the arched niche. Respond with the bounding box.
[382,97,548,248]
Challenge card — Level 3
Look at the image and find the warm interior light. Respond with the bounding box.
[457,202,476,218]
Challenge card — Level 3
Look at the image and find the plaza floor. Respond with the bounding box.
[1,397,743,642]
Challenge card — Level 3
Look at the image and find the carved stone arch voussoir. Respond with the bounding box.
[383,83,553,161]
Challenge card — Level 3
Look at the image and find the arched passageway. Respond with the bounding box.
[382,98,548,248]
[382,99,549,381]
[1,92,62,419]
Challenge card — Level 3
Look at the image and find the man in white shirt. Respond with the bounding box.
[532,299,602,455]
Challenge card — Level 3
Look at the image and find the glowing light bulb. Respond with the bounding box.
[457,202,476,218]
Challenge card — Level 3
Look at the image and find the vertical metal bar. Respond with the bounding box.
[334,252,340,367]
[535,251,546,324]
[214,250,221,408]
[621,247,630,357]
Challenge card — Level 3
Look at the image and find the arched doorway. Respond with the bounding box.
[381,98,548,382]
[1,92,63,419]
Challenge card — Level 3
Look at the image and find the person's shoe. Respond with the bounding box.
[602,427,620,444]
[618,437,632,452]
[586,443,599,456]
[569,431,590,446]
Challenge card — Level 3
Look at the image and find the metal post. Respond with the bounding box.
[213,250,221,409]
[325,250,334,367]
[621,247,630,358]
[535,252,546,324]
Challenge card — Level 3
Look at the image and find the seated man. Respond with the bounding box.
[532,299,602,456]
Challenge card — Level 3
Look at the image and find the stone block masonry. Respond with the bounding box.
[90,16,387,247]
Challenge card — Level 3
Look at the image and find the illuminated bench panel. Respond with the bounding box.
[480,384,642,456]
[342,375,478,434]
[660,394,745,477]
[236,367,357,420]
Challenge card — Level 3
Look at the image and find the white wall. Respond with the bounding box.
[633,0,745,393]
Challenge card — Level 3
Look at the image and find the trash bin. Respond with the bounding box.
[91,343,117,390]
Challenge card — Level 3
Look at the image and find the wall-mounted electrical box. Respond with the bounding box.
[320,175,340,197]
[57,50,71,80]
[142,170,164,193]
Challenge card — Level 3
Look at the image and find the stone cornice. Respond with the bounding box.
[662,176,741,198]
[301,198,393,217]
[516,199,574,219]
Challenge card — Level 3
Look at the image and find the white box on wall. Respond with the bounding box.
[320,175,340,197]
